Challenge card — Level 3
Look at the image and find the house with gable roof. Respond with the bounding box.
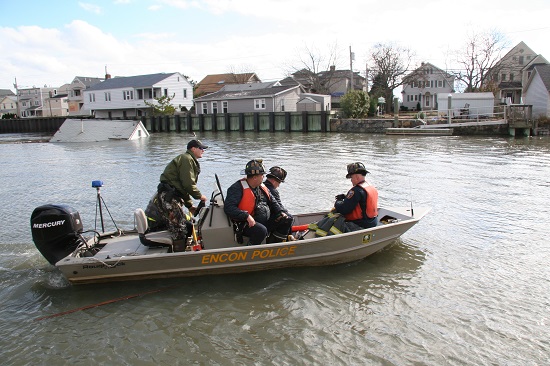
[488,41,548,104]
[194,73,261,98]
[193,81,307,114]
[401,62,455,111]
[67,76,104,116]
[523,64,550,118]
[0,95,17,118]
[83,72,193,119]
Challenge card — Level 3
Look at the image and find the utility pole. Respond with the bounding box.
[13,77,20,118]
[365,63,369,92]
[349,46,354,91]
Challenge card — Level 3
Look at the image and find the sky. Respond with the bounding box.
[1,0,549,91]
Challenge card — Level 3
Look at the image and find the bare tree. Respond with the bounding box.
[451,30,508,92]
[285,42,344,94]
[368,43,415,112]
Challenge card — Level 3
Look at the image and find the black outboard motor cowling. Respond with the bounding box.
[31,204,84,265]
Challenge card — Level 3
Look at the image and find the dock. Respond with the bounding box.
[386,128,453,136]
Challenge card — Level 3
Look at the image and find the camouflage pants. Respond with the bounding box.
[157,191,189,240]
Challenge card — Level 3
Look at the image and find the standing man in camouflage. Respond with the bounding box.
[147,139,208,240]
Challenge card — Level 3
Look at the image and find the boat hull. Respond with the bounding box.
[55,207,429,284]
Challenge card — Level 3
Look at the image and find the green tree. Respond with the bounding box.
[144,94,176,116]
[1,113,16,119]
[340,90,370,118]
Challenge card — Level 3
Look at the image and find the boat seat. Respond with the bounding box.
[134,208,173,251]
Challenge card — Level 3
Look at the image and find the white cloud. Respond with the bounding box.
[78,2,102,14]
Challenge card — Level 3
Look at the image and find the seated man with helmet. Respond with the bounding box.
[264,166,295,243]
[224,160,292,245]
[333,162,379,231]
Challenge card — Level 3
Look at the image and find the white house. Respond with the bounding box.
[401,62,455,111]
[83,72,193,119]
[523,65,550,118]
[437,92,495,118]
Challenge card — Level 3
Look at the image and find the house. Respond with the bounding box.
[280,66,365,108]
[488,41,549,104]
[523,64,550,118]
[50,119,149,142]
[0,95,17,118]
[42,92,69,117]
[401,62,455,111]
[437,92,495,118]
[194,73,261,97]
[83,72,193,119]
[67,76,104,116]
[193,81,307,114]
[17,86,59,118]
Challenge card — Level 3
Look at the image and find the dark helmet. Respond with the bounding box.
[241,159,266,175]
[346,162,369,178]
[266,166,287,183]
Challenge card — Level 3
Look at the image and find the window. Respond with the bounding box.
[501,74,506,81]
[104,92,111,101]
[254,99,266,110]
[222,101,228,113]
[164,88,168,97]
[212,101,218,114]
[89,93,96,102]
[510,73,514,81]
[202,102,207,114]
[183,89,187,98]
[425,96,430,107]
[519,56,524,65]
[281,99,285,112]
[123,90,133,100]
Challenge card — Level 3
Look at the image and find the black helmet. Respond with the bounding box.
[241,159,266,175]
[266,166,287,183]
[346,162,369,178]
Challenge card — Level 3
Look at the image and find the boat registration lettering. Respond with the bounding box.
[201,245,297,264]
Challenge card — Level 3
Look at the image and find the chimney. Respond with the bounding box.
[105,65,111,79]
[330,65,336,72]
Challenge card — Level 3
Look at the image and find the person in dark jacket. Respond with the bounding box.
[224,160,289,245]
[146,139,208,240]
[333,162,379,230]
[264,166,294,242]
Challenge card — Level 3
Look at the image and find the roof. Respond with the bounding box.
[73,76,104,87]
[0,89,15,97]
[526,64,550,92]
[50,119,150,142]
[86,73,179,91]
[195,73,260,96]
[194,83,301,101]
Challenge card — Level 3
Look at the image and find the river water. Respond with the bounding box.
[0,131,549,365]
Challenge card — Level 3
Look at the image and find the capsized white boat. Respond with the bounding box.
[30,179,430,285]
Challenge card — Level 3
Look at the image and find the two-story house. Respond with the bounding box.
[18,86,58,118]
[488,41,548,104]
[83,72,193,119]
[0,95,17,118]
[401,62,455,111]
[67,76,104,116]
[280,66,365,108]
[193,81,305,114]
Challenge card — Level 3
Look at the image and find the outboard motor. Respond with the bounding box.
[31,204,84,265]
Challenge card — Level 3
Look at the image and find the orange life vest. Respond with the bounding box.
[237,179,271,216]
[344,181,378,221]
